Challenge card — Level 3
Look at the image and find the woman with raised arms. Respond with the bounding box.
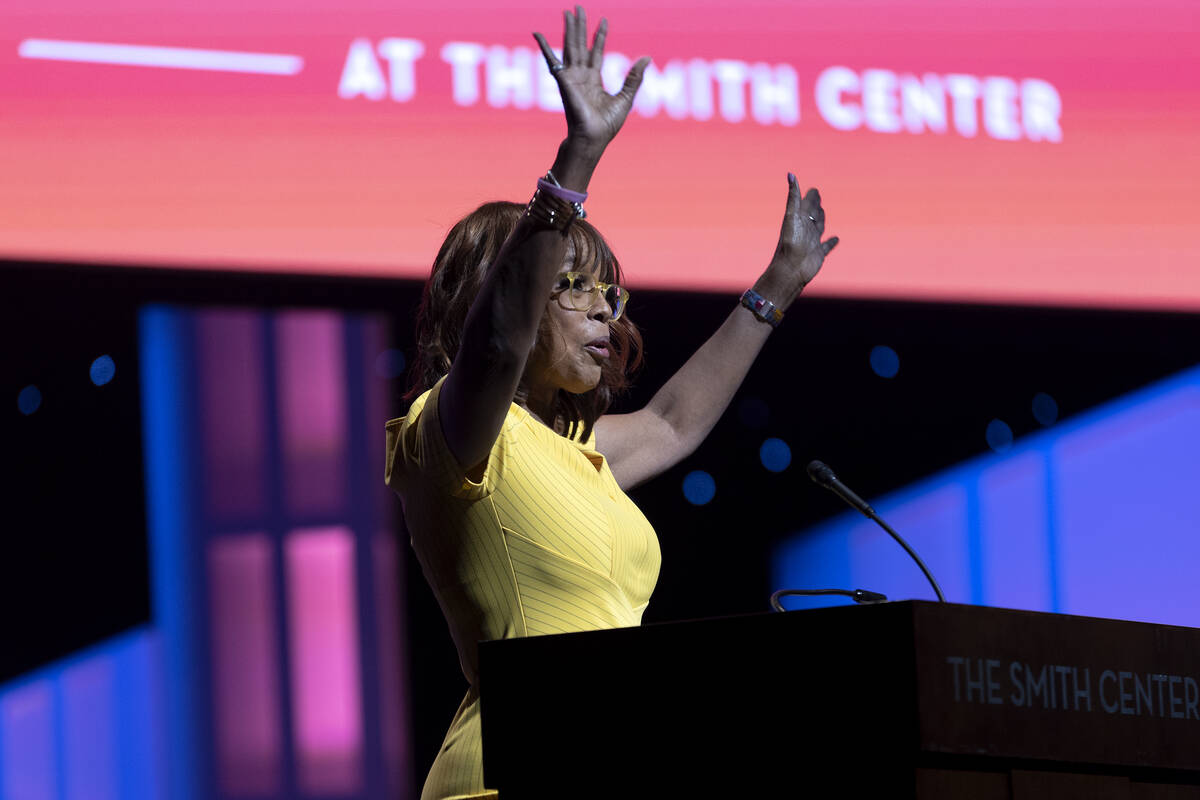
[385,7,838,798]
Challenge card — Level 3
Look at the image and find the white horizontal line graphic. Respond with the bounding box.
[18,39,303,75]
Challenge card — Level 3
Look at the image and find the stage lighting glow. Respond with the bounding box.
[869,346,900,379]
[759,437,792,473]
[90,355,116,386]
[1032,392,1059,426]
[986,419,1014,452]
[17,385,42,415]
[682,470,716,506]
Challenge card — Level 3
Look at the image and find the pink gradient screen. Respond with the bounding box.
[2,0,1198,310]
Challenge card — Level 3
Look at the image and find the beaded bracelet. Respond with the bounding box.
[525,187,581,232]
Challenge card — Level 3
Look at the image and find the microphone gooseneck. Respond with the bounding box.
[806,460,947,603]
[806,460,875,516]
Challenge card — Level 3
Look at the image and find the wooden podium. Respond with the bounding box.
[479,601,1200,799]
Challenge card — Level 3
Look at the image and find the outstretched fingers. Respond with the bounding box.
[566,6,588,65]
[561,9,578,65]
[545,10,646,103]
[618,56,652,103]
[589,18,608,68]
[533,32,561,73]
[577,7,590,57]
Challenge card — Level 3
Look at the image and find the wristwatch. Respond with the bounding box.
[740,288,784,328]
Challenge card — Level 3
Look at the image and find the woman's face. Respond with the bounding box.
[524,263,615,397]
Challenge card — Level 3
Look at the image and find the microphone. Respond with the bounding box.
[806,460,947,603]
[806,460,875,517]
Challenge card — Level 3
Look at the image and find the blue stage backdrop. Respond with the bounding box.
[773,364,1200,626]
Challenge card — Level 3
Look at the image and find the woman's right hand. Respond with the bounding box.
[534,7,650,153]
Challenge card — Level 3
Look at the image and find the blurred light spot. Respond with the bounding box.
[737,395,769,429]
[373,349,407,379]
[759,438,792,472]
[1032,392,1058,426]
[682,470,716,505]
[986,419,1014,452]
[18,385,42,415]
[870,345,900,378]
[90,354,116,386]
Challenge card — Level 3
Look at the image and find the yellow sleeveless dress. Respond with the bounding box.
[386,377,661,800]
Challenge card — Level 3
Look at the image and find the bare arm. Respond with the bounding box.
[596,175,839,490]
[439,8,649,476]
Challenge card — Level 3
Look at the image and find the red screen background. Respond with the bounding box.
[2,0,1198,310]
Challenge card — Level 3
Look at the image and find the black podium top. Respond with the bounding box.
[479,601,1200,797]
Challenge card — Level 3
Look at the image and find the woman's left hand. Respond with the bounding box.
[534,8,650,153]
[756,173,839,307]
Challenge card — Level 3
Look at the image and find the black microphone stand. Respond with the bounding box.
[807,460,947,603]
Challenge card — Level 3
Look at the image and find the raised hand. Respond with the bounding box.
[534,7,651,150]
[758,174,840,304]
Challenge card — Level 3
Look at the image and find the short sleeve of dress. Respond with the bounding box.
[384,376,510,502]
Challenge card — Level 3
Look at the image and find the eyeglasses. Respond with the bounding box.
[552,271,630,320]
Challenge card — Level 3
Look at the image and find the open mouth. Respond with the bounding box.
[584,338,610,359]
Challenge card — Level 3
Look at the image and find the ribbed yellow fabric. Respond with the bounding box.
[386,377,661,800]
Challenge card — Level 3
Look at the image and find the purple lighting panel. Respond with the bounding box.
[137,305,401,799]
[0,681,58,800]
[276,312,348,516]
[284,526,365,795]
[61,658,118,800]
[198,310,269,519]
[208,534,284,796]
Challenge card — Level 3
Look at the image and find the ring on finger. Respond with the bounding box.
[549,63,565,75]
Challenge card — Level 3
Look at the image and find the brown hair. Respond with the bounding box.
[406,201,643,441]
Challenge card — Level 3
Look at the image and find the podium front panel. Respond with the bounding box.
[479,602,1200,797]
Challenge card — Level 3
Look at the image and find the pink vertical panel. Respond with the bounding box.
[0,681,58,800]
[61,658,117,800]
[284,526,364,795]
[208,534,283,796]
[197,310,268,517]
[275,312,347,515]
[373,532,412,795]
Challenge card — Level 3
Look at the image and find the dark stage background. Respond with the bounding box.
[6,260,1200,793]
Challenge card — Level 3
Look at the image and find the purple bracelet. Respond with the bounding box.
[536,178,587,205]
